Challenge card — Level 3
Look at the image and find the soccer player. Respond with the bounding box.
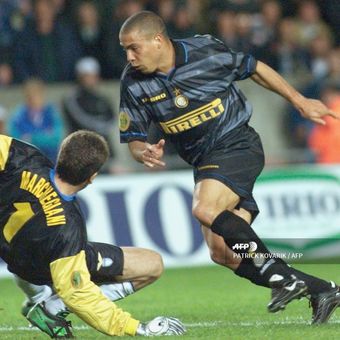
[0,131,185,338]
[118,11,340,324]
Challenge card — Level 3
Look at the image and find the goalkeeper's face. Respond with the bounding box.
[120,30,164,74]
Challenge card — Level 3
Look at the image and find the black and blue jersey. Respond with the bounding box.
[119,34,257,165]
[0,135,87,284]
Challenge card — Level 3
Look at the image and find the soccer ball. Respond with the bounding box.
[145,316,169,335]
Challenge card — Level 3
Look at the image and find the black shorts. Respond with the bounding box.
[194,124,265,219]
[85,242,124,284]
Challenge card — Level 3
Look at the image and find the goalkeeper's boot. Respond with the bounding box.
[26,303,74,338]
[21,300,35,318]
[268,274,308,313]
[22,300,70,320]
[310,282,340,324]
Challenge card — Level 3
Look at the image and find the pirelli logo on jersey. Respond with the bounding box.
[20,171,66,226]
[159,98,224,134]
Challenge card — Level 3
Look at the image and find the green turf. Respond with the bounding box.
[1,264,340,339]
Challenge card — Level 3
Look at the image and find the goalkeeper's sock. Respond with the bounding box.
[45,294,68,316]
[100,281,135,301]
[211,210,294,285]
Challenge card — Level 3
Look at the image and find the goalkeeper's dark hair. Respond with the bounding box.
[56,130,109,185]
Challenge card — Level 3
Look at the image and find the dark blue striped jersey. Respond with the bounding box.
[119,34,257,166]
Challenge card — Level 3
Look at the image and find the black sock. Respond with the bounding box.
[274,259,332,297]
[211,210,294,284]
[234,257,270,288]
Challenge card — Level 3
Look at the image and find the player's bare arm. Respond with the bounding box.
[251,61,340,125]
[128,139,166,168]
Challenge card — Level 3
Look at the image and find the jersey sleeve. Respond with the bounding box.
[203,35,257,81]
[48,213,139,336]
[119,81,150,143]
[50,250,139,336]
[0,135,12,171]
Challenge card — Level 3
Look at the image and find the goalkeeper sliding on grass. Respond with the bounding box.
[0,132,185,338]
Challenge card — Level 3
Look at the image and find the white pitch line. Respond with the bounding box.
[0,325,91,332]
[186,318,340,327]
[1,318,340,332]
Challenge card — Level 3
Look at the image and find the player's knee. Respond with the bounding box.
[148,250,164,281]
[192,204,218,227]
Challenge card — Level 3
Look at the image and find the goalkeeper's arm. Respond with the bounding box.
[50,250,139,336]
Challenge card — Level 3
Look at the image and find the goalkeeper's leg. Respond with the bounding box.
[86,243,164,299]
[15,275,73,338]
[14,275,69,317]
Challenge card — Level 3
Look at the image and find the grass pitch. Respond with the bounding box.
[1,264,340,339]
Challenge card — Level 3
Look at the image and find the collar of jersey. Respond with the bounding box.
[156,39,188,80]
[49,168,75,201]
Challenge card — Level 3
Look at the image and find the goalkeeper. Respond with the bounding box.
[0,131,185,338]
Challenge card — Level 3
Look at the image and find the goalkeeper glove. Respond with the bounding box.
[136,316,186,336]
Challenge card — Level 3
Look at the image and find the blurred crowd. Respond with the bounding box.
[1,0,340,84]
[1,0,340,167]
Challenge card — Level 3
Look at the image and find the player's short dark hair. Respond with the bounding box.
[56,130,109,185]
[120,10,168,38]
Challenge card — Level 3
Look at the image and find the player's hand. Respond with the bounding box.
[136,316,186,336]
[298,98,340,125]
[142,139,166,168]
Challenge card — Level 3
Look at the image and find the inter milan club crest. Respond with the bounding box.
[173,88,189,108]
[119,112,130,131]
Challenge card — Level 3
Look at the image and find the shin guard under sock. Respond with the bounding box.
[234,257,270,288]
[211,210,294,284]
[211,210,272,254]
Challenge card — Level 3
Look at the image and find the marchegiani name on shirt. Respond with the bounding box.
[20,171,66,226]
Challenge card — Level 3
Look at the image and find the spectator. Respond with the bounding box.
[62,57,116,172]
[215,10,239,50]
[167,3,196,39]
[252,0,282,47]
[277,0,296,17]
[75,1,106,72]
[0,0,30,80]
[295,0,333,49]
[324,48,340,86]
[275,18,309,76]
[105,0,144,78]
[252,0,282,68]
[300,47,340,104]
[208,0,260,14]
[7,78,64,162]
[0,0,30,49]
[234,12,254,53]
[52,0,70,18]
[317,0,340,45]
[146,0,175,24]
[0,63,14,87]
[308,83,340,163]
[283,47,340,163]
[13,0,82,82]
[307,33,333,80]
[0,106,7,134]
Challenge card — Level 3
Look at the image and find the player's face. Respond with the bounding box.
[120,30,162,74]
